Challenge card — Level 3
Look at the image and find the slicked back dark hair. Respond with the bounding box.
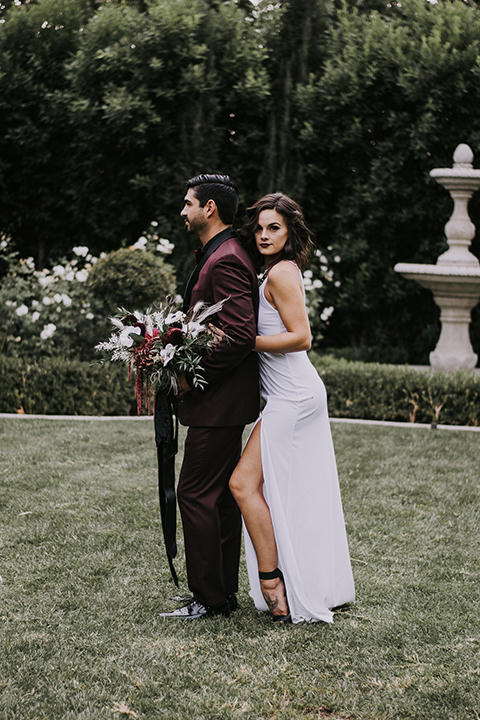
[185,173,239,225]
[238,193,315,271]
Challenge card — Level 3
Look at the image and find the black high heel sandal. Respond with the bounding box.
[258,568,291,623]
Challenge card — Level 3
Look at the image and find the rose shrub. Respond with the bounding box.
[0,230,176,362]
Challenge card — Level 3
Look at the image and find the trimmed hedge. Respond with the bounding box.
[0,356,137,416]
[311,354,480,427]
[1,354,479,425]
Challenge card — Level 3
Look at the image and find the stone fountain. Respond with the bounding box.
[394,143,480,372]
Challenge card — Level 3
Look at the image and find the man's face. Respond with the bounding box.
[180,188,208,235]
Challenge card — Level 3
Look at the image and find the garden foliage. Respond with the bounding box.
[0,354,137,415]
[0,0,270,270]
[1,0,480,363]
[0,235,176,361]
[2,352,478,426]
[310,354,480,427]
[87,246,176,319]
[294,0,480,362]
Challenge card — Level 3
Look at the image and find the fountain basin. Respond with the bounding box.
[394,262,480,372]
[394,262,480,296]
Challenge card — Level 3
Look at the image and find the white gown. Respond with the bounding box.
[244,267,355,623]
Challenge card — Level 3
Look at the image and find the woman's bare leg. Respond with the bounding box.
[229,421,288,617]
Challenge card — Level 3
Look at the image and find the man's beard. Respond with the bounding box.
[185,214,207,235]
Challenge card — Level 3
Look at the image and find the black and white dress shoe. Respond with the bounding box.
[159,597,230,619]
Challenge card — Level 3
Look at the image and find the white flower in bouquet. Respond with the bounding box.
[159,344,176,366]
[184,320,205,339]
[119,326,142,347]
[165,310,184,325]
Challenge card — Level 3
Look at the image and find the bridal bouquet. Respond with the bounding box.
[95,296,226,415]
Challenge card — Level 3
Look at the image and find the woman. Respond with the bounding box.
[229,193,355,624]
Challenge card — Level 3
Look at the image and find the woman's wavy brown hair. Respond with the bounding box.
[237,193,315,272]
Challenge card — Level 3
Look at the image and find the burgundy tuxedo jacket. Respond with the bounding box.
[177,233,260,428]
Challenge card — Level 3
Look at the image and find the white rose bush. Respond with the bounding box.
[0,236,102,359]
[0,226,176,362]
[302,247,341,346]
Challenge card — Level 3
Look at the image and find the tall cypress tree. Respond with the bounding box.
[259,0,332,196]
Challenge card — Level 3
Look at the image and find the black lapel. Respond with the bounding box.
[182,227,234,312]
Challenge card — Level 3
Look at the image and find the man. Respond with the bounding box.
[160,173,260,619]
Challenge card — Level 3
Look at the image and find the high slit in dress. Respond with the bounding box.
[244,265,355,623]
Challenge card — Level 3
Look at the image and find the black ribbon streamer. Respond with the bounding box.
[154,390,179,586]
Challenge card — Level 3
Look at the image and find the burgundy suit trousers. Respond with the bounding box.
[177,425,244,607]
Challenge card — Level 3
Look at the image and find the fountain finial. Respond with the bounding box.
[453,143,473,168]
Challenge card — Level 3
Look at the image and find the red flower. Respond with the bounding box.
[133,335,157,415]
[164,327,185,347]
[122,314,137,325]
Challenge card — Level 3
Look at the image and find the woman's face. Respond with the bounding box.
[255,209,289,267]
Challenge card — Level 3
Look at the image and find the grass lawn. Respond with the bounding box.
[0,417,479,720]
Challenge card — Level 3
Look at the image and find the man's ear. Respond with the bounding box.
[205,199,217,218]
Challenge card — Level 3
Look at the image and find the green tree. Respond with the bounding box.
[0,0,88,266]
[0,1,37,15]
[294,0,480,362]
[3,0,480,364]
[255,0,333,195]
[0,0,270,283]
[64,0,272,284]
